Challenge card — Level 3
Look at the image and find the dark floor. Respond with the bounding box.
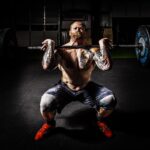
[0,56,150,150]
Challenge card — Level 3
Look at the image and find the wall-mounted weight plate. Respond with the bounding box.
[135,25,150,66]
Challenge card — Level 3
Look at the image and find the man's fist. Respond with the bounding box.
[99,38,112,51]
[41,39,55,51]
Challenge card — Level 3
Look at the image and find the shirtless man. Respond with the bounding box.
[34,21,117,141]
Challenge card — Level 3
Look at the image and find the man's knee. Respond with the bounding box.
[98,94,117,119]
[100,94,117,110]
[40,93,57,116]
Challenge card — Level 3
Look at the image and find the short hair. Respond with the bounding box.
[70,21,86,30]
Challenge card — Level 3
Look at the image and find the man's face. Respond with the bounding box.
[69,22,86,40]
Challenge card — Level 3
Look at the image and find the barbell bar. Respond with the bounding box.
[1,25,150,66]
[27,44,143,50]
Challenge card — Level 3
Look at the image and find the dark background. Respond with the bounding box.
[1,0,150,47]
[0,0,150,149]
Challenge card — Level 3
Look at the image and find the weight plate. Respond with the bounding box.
[135,25,150,66]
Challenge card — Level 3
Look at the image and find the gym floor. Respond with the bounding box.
[0,53,150,150]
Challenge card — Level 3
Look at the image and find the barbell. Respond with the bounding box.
[27,25,150,66]
[27,44,142,50]
[0,25,150,66]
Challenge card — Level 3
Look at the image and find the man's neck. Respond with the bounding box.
[70,38,87,45]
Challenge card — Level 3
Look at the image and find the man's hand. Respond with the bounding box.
[90,38,112,53]
[99,38,112,51]
[41,39,55,51]
[92,38,112,71]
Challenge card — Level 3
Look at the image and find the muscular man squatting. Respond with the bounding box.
[34,21,117,141]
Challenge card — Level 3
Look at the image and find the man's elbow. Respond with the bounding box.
[105,58,113,70]
[102,62,112,71]
[42,63,49,70]
[107,62,112,70]
[102,66,111,71]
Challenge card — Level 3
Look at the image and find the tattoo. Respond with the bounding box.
[93,49,111,70]
[77,49,94,69]
[42,45,58,70]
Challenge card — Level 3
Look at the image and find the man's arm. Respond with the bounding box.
[90,38,112,71]
[41,39,58,70]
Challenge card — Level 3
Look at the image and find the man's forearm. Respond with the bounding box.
[93,48,112,71]
[42,46,53,69]
[42,45,58,70]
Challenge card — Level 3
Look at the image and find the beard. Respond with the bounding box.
[70,32,86,41]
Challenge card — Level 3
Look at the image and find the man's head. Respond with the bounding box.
[69,21,87,41]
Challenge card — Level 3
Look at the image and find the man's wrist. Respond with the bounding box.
[90,47,99,53]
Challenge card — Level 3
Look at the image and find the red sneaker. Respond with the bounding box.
[34,123,54,141]
[97,121,113,138]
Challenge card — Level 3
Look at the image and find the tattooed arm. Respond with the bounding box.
[90,38,112,71]
[41,39,58,70]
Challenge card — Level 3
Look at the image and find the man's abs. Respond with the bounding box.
[58,62,95,91]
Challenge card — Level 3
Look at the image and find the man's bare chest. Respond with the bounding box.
[60,49,93,69]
